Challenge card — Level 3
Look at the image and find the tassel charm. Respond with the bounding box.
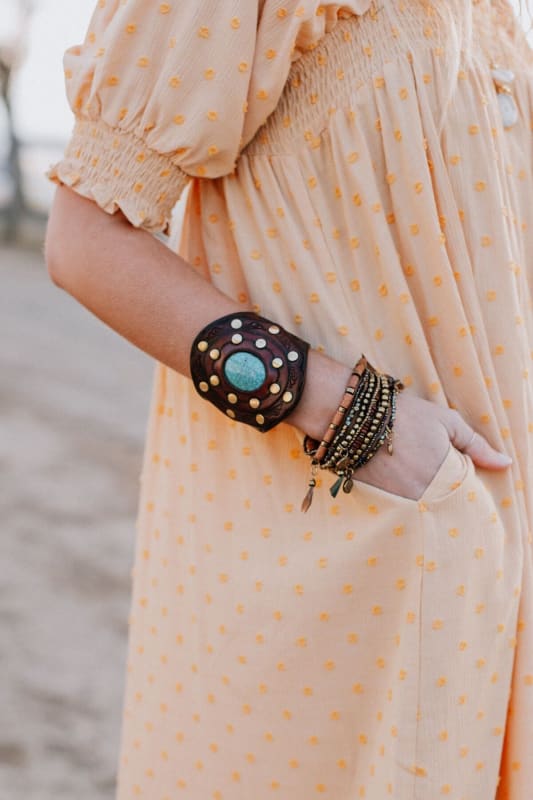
[301,478,316,513]
[301,463,318,513]
[329,474,345,499]
[330,471,355,497]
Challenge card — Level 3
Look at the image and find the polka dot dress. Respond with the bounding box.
[47,1,533,797]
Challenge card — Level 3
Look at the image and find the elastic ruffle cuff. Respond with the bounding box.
[46,117,191,235]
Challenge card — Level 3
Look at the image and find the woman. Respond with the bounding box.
[45,1,532,797]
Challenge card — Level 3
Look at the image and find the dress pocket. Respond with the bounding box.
[348,441,471,510]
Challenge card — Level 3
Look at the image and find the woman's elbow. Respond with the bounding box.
[44,199,65,288]
[45,185,87,290]
[44,233,64,289]
[44,184,124,291]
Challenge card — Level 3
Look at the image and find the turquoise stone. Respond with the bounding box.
[224,351,266,392]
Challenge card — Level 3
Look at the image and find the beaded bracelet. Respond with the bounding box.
[190,312,310,433]
[302,355,404,511]
[324,372,399,494]
[307,354,367,464]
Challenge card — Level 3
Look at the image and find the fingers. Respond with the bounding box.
[441,409,513,471]
[459,428,477,452]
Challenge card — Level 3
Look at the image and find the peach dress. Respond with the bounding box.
[47,1,533,797]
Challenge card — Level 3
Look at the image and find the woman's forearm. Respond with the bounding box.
[45,185,241,379]
[44,185,352,439]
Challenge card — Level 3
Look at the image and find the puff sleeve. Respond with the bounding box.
[46,0,371,234]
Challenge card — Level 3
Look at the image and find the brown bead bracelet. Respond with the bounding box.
[304,354,368,464]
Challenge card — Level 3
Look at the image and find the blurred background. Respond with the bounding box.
[0,1,530,799]
[0,2,186,798]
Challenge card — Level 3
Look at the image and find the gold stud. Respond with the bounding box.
[249,398,260,409]
[231,333,243,345]
[226,409,236,419]
[210,375,220,386]
[268,325,280,334]
[288,350,299,361]
[282,391,293,403]
[256,414,265,425]
[272,357,283,368]
[197,340,209,352]
[227,393,238,404]
[269,383,281,394]
[209,348,220,360]
[199,381,209,392]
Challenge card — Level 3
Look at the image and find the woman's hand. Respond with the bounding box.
[353,390,512,500]
[288,352,513,501]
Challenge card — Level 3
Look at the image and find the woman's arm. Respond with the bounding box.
[44,185,352,441]
[45,186,511,500]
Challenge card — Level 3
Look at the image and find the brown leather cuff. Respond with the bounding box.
[190,312,310,432]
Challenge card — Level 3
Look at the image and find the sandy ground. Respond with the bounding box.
[0,243,154,799]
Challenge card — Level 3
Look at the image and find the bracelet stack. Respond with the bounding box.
[189,314,404,511]
[190,312,310,433]
[301,355,404,512]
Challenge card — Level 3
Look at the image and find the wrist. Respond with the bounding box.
[286,350,354,441]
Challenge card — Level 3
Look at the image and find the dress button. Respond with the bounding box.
[491,65,518,129]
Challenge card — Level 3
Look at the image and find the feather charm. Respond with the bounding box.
[301,462,319,513]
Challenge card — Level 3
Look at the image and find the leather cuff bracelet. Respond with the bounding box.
[190,312,310,433]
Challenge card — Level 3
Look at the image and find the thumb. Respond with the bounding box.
[443,410,513,471]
